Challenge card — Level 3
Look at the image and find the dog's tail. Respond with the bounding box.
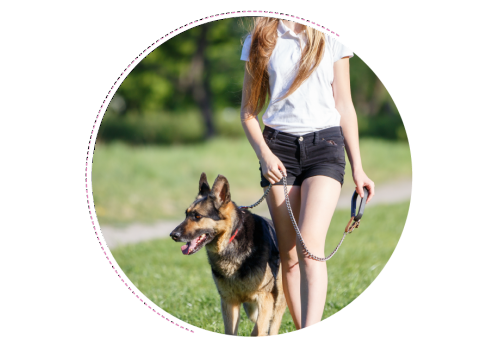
[243,302,258,323]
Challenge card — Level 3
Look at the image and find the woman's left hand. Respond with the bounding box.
[353,169,375,204]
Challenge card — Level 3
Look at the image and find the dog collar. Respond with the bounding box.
[229,227,240,243]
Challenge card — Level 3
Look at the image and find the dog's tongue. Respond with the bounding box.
[181,236,201,255]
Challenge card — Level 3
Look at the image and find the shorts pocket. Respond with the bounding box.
[263,133,275,146]
[320,136,345,163]
[321,133,344,146]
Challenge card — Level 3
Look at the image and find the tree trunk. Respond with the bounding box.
[191,23,216,139]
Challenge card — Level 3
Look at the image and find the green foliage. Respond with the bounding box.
[358,113,407,141]
[98,17,406,144]
[98,110,205,145]
[106,18,247,114]
[111,201,409,335]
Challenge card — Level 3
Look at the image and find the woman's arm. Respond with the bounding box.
[240,65,285,184]
[332,57,375,202]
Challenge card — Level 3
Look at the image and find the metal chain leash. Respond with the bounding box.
[238,183,272,210]
[239,172,360,262]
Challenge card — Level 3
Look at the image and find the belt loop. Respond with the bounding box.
[272,129,280,140]
[313,131,319,145]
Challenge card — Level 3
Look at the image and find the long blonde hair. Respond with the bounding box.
[242,17,326,116]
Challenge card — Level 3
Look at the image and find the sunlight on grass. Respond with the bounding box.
[111,201,409,335]
[92,137,411,225]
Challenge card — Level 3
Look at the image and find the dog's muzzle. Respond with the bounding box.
[170,230,181,241]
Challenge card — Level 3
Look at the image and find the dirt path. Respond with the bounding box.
[101,178,411,249]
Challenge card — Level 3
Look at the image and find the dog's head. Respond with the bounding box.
[170,172,236,255]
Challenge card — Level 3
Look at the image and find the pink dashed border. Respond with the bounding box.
[85,10,342,335]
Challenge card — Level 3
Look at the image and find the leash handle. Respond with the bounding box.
[239,174,367,261]
[351,187,369,222]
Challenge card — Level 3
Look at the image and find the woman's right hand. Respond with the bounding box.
[259,151,286,185]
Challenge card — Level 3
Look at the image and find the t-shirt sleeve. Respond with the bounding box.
[331,37,354,62]
[240,34,252,61]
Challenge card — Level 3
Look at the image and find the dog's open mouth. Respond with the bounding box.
[181,233,210,255]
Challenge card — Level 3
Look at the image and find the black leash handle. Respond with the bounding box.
[351,186,369,222]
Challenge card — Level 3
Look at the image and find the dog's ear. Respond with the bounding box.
[211,174,231,208]
[198,172,211,197]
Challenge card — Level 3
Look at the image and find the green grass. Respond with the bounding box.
[111,201,409,335]
[92,137,411,225]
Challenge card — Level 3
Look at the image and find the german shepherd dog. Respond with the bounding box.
[169,173,287,336]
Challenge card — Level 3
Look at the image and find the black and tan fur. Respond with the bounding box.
[170,173,286,336]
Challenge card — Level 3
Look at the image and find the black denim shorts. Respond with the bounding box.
[259,125,346,188]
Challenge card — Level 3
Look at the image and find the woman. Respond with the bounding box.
[239,17,375,330]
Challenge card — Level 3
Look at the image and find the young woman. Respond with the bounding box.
[240,17,375,330]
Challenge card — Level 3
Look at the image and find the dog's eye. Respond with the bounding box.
[195,214,202,220]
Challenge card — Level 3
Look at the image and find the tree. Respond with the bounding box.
[185,22,215,139]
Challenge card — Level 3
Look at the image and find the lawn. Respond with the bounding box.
[110,201,410,335]
[92,137,411,225]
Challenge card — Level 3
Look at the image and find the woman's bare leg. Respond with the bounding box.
[298,175,341,328]
[264,185,302,329]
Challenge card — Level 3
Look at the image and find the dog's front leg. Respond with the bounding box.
[221,298,240,335]
[252,294,275,336]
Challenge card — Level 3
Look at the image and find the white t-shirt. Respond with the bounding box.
[241,20,354,136]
